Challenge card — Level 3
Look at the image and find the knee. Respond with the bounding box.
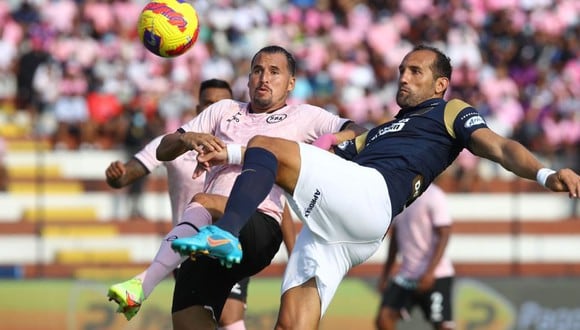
[190,193,225,220]
[172,306,216,330]
[191,193,209,206]
[219,299,246,328]
[247,135,272,149]
[375,308,398,330]
[274,314,293,330]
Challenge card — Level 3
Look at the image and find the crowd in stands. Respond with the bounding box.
[0,0,578,187]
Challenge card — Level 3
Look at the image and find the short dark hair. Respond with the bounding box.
[199,79,233,97]
[250,45,296,76]
[413,45,452,81]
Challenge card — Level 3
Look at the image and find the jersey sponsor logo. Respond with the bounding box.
[370,118,410,142]
[266,113,287,124]
[304,189,321,217]
[464,115,486,128]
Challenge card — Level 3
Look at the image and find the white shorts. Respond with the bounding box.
[282,142,392,315]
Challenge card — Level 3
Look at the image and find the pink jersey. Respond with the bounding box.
[394,184,455,279]
[135,135,205,225]
[180,99,350,223]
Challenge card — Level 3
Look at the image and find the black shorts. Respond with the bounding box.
[380,276,454,325]
[172,212,282,320]
[228,276,250,302]
[172,271,249,302]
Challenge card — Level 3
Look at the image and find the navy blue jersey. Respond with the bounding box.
[334,98,488,217]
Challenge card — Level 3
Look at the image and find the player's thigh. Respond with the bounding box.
[219,277,249,325]
[276,277,321,330]
[282,227,382,315]
[377,282,411,330]
[192,193,227,219]
[173,305,216,330]
[172,257,237,322]
[290,142,391,243]
[247,135,300,192]
[219,298,246,326]
[375,306,401,330]
[417,277,454,326]
[380,281,414,319]
[237,213,282,276]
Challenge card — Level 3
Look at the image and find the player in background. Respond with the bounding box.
[105,79,289,329]
[375,183,455,330]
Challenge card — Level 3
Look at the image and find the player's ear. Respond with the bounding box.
[435,76,449,96]
[287,76,296,92]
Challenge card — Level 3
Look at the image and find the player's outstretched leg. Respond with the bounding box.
[171,225,242,268]
[107,278,145,320]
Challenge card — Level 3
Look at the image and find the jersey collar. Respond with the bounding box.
[395,98,444,119]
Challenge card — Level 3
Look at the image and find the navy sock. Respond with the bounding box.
[215,147,278,235]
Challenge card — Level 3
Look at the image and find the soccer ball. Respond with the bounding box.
[137,0,200,58]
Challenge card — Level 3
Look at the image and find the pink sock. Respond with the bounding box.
[137,202,212,298]
[218,320,246,330]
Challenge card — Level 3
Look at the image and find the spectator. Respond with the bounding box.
[0,137,7,191]
[0,0,576,193]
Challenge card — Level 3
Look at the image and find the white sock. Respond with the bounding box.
[219,320,246,330]
[136,202,212,298]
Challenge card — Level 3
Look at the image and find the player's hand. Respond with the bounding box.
[180,132,225,154]
[105,161,126,181]
[105,160,126,188]
[192,148,228,179]
[416,273,435,293]
[546,168,580,198]
[376,276,389,292]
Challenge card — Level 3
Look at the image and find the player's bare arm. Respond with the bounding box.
[339,122,368,141]
[377,227,398,292]
[179,131,225,153]
[468,128,580,197]
[417,225,451,292]
[157,131,225,161]
[105,159,148,189]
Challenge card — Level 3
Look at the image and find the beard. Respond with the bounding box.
[252,95,272,110]
[396,90,418,108]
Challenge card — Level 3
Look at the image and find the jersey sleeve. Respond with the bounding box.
[134,135,163,172]
[301,104,352,137]
[333,131,368,161]
[444,99,488,148]
[179,99,233,134]
[427,186,452,227]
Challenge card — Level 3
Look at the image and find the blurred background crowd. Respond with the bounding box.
[0,0,578,187]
